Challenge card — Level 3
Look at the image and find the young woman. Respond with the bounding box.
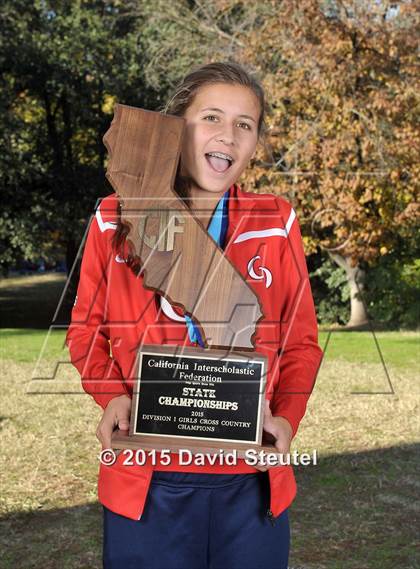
[67,62,323,569]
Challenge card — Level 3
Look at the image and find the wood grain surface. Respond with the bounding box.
[103,103,263,349]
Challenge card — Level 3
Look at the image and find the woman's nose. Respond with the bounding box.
[216,124,235,145]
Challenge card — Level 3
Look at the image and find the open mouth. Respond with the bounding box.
[205,151,234,173]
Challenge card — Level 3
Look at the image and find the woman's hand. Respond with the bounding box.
[254,400,293,472]
[96,394,131,450]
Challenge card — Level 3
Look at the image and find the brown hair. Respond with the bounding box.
[164,61,267,137]
[112,61,267,273]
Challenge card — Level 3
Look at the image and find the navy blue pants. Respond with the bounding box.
[103,471,290,569]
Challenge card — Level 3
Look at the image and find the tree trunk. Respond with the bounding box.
[61,92,73,165]
[329,252,369,328]
[65,237,77,277]
[43,89,62,169]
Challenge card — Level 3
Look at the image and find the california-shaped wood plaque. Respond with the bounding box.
[103,104,263,350]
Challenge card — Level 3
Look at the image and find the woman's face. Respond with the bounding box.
[180,83,261,197]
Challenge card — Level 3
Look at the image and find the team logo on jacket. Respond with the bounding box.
[247,256,272,288]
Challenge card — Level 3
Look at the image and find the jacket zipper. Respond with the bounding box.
[266,508,276,526]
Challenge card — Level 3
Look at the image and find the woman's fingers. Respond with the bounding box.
[253,463,269,472]
[96,414,114,449]
[117,414,130,431]
[96,395,132,450]
[115,395,131,431]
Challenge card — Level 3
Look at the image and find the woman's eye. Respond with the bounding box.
[203,115,251,130]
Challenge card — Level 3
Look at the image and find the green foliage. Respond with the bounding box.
[364,256,420,329]
[0,0,264,272]
[0,0,154,271]
[0,0,417,334]
[310,255,351,325]
[310,249,420,329]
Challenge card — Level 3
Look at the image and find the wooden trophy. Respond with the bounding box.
[106,104,276,458]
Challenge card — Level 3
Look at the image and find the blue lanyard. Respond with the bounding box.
[185,190,229,346]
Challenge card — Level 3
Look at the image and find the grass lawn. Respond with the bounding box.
[0,275,419,568]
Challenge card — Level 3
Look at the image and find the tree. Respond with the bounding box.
[132,0,419,327]
[2,0,418,328]
[0,0,153,273]
[238,0,419,327]
[133,0,264,97]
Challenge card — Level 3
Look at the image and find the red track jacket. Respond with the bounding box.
[66,184,323,520]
